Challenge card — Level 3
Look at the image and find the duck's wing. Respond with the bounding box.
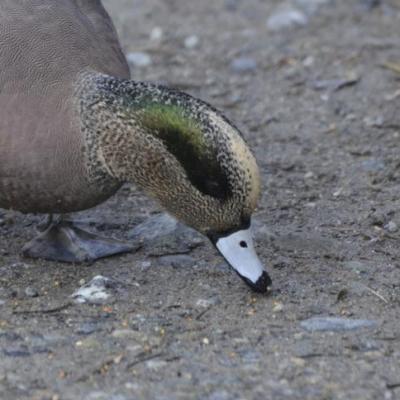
[74,0,131,79]
[0,0,130,92]
[0,0,129,212]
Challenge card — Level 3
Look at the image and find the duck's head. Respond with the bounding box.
[81,74,272,292]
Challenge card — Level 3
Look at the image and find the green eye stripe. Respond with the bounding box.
[138,103,231,200]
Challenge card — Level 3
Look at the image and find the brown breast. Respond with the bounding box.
[0,0,130,213]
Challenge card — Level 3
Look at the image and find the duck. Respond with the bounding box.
[0,0,271,293]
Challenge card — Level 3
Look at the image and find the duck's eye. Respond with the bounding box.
[239,241,248,248]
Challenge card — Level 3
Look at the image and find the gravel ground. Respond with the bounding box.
[1,1,400,399]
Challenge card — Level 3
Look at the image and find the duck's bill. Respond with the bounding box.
[214,227,272,293]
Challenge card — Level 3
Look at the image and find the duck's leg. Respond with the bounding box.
[22,215,134,263]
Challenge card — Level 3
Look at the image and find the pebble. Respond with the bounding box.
[230,57,257,73]
[359,0,381,10]
[184,35,200,49]
[75,338,101,349]
[304,171,314,179]
[158,254,196,268]
[272,302,284,313]
[150,27,163,41]
[111,329,140,340]
[145,359,168,370]
[75,322,99,335]
[24,287,39,298]
[384,221,398,233]
[86,392,127,400]
[112,329,162,347]
[266,6,308,31]
[195,297,221,308]
[360,158,385,173]
[140,261,152,269]
[71,275,115,304]
[294,0,333,15]
[126,52,152,68]
[224,0,240,11]
[208,390,232,400]
[363,115,384,127]
[300,317,378,332]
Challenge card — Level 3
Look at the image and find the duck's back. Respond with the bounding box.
[0,0,130,213]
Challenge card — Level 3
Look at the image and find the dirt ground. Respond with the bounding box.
[1,0,400,399]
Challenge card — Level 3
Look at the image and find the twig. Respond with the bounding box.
[12,303,72,314]
[387,382,400,390]
[126,352,164,369]
[381,61,400,75]
[364,286,389,304]
[195,306,212,321]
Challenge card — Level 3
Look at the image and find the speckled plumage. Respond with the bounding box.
[77,72,260,234]
[0,0,261,237]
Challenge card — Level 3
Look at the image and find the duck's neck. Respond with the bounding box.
[76,71,229,229]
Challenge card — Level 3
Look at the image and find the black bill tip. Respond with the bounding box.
[239,270,272,294]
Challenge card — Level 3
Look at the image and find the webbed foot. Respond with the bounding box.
[22,219,134,263]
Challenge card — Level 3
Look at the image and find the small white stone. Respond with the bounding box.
[230,57,257,72]
[184,35,200,49]
[111,329,138,339]
[303,56,315,67]
[141,261,152,268]
[304,171,314,179]
[333,188,343,197]
[150,27,163,41]
[196,298,213,308]
[71,275,112,304]
[146,359,168,370]
[267,7,308,31]
[127,52,152,68]
[385,221,398,233]
[272,302,284,313]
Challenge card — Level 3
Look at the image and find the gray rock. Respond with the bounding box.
[230,57,257,73]
[312,76,359,92]
[158,254,196,268]
[294,0,333,15]
[361,158,385,172]
[126,52,152,68]
[149,27,163,41]
[267,6,308,31]
[184,35,200,49]
[128,213,204,256]
[359,0,381,11]
[207,390,233,400]
[24,287,39,298]
[343,260,370,274]
[75,322,99,335]
[384,221,398,233]
[363,115,384,127]
[86,393,127,400]
[195,296,221,308]
[300,317,378,332]
[224,0,241,11]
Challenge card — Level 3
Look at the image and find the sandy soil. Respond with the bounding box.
[1,1,400,399]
